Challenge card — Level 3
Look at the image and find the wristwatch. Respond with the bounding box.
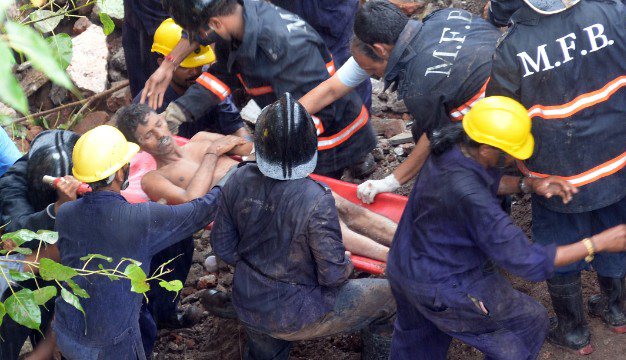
[582,238,595,263]
[519,176,532,194]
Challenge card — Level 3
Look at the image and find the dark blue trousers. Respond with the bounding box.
[389,272,549,360]
[122,22,161,99]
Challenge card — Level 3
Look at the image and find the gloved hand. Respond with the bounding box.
[162,102,189,135]
[357,174,401,204]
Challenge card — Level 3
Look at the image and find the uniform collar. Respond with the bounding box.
[510,5,542,25]
[227,0,259,71]
[82,191,127,203]
[384,20,423,92]
[441,146,502,193]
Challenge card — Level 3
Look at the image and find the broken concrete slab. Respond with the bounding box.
[241,99,262,125]
[67,24,109,94]
[106,84,131,113]
[389,131,414,146]
[20,68,49,97]
[73,111,110,134]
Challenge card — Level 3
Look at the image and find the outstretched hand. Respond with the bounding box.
[531,176,578,204]
[140,64,175,110]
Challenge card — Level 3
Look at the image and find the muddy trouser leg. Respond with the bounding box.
[243,327,292,360]
[266,278,395,359]
[388,284,451,360]
[0,278,56,360]
[138,305,157,356]
[146,236,195,325]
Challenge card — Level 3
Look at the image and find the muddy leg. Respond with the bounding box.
[340,221,389,262]
[334,193,397,247]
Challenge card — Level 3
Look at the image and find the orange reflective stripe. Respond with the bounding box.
[326,59,336,76]
[312,115,325,136]
[318,105,369,150]
[449,78,490,121]
[197,73,231,101]
[237,74,273,96]
[527,76,626,120]
[517,150,626,187]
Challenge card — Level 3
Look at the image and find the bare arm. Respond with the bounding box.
[299,73,355,115]
[497,175,578,204]
[555,225,626,267]
[393,133,430,184]
[142,152,219,205]
[190,132,252,156]
[140,38,200,110]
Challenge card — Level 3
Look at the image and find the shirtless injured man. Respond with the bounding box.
[115,103,396,262]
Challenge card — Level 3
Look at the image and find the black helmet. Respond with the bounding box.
[161,0,228,34]
[26,130,79,210]
[522,0,580,14]
[255,93,318,180]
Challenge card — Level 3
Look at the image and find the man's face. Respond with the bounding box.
[172,65,203,89]
[352,44,388,79]
[133,112,174,156]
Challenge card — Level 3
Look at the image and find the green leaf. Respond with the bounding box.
[123,264,150,294]
[32,286,57,305]
[121,258,142,266]
[44,33,72,70]
[60,287,85,319]
[0,115,14,127]
[1,229,38,247]
[8,269,35,282]
[66,279,89,298]
[39,258,77,282]
[0,0,13,23]
[99,12,114,36]
[159,280,183,296]
[20,3,35,11]
[5,289,41,331]
[5,22,73,90]
[10,247,33,255]
[0,302,6,328]
[36,230,58,244]
[0,41,28,115]
[80,254,113,263]
[97,264,120,281]
[29,9,63,33]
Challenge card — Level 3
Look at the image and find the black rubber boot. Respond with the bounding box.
[588,275,626,333]
[350,153,376,179]
[546,273,593,355]
[200,288,238,319]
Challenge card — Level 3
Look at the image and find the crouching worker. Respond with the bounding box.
[212,94,396,360]
[386,97,626,359]
[52,125,222,360]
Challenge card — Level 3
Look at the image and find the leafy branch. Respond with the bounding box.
[0,229,183,333]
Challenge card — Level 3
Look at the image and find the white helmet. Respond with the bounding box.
[523,0,580,14]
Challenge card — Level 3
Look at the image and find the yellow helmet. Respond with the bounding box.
[72,125,140,183]
[152,18,216,68]
[463,96,535,160]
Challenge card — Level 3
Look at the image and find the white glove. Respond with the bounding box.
[357,174,401,204]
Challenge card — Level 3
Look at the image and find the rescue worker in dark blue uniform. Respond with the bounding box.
[486,0,626,353]
[0,130,82,360]
[53,125,222,360]
[161,0,377,179]
[269,0,372,110]
[123,0,170,98]
[212,94,395,360]
[132,18,249,140]
[387,96,626,359]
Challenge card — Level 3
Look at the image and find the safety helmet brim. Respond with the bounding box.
[257,152,318,181]
[179,47,216,68]
[522,0,580,15]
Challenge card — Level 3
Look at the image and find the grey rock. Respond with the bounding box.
[67,24,109,93]
[371,148,384,162]
[204,255,218,273]
[389,131,414,145]
[184,263,205,287]
[387,92,409,113]
[393,146,404,156]
[370,78,384,97]
[49,85,69,106]
[20,68,49,97]
[110,47,126,72]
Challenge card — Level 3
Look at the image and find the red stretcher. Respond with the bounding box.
[121,137,408,275]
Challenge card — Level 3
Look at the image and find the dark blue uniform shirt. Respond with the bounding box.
[212,165,352,334]
[53,190,220,359]
[387,146,556,291]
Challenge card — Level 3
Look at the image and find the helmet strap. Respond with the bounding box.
[496,150,508,170]
[121,165,130,191]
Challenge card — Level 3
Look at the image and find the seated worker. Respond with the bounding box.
[299,1,500,203]
[116,103,396,262]
[212,94,396,359]
[386,97,626,359]
[133,18,250,140]
[0,130,82,360]
[52,125,223,360]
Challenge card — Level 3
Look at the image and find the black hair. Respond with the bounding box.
[162,0,241,36]
[354,0,409,46]
[351,35,385,63]
[430,123,480,156]
[115,103,155,143]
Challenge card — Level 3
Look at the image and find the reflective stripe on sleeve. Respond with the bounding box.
[196,73,231,101]
[449,78,490,121]
[318,105,369,150]
[326,59,336,76]
[312,115,325,136]
[527,76,626,119]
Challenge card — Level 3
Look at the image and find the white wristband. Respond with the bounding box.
[46,203,56,220]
